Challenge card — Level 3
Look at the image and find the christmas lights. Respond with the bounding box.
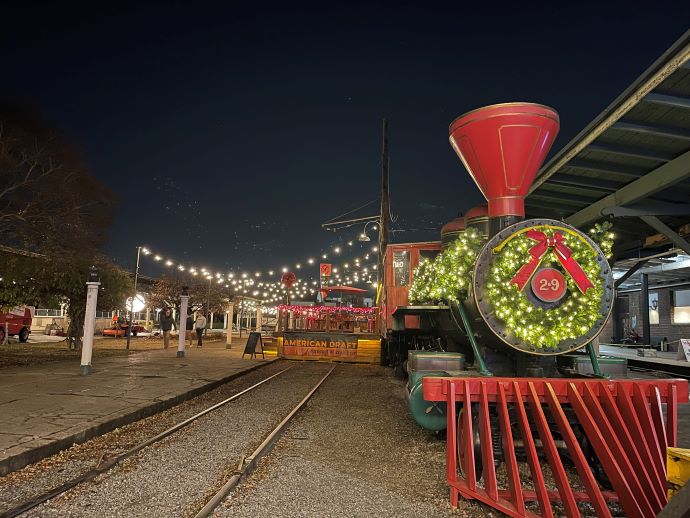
[409,230,483,303]
[588,221,615,260]
[486,225,607,349]
[137,240,377,289]
[276,305,376,316]
[408,224,612,350]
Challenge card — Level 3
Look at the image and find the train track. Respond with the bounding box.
[2,363,335,518]
[195,365,334,517]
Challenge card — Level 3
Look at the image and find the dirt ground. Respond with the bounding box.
[0,334,228,369]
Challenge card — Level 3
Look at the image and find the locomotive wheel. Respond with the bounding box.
[457,404,483,481]
[577,432,612,490]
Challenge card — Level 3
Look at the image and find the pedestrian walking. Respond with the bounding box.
[186,310,194,347]
[160,307,174,349]
[195,311,207,347]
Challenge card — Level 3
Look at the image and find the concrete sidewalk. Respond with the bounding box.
[0,340,275,475]
[600,344,690,377]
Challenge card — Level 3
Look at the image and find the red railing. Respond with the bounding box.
[423,377,688,517]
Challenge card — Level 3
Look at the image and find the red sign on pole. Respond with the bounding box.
[319,263,332,277]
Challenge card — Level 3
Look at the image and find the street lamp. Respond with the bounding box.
[359,220,379,242]
[126,246,142,350]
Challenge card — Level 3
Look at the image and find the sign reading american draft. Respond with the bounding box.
[282,332,358,358]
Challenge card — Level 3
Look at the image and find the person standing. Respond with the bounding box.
[186,310,195,348]
[195,311,207,347]
[160,307,174,349]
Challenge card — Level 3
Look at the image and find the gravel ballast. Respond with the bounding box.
[18,362,331,517]
[0,361,288,515]
[215,364,492,517]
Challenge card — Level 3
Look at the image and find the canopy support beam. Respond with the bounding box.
[567,149,690,227]
[639,216,690,256]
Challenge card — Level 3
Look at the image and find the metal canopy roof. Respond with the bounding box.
[527,30,690,257]
[613,249,690,291]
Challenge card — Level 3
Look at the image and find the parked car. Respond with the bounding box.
[0,306,34,343]
[103,323,147,337]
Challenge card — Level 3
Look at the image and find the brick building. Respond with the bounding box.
[600,280,690,349]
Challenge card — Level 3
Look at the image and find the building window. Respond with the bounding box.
[420,249,440,262]
[393,250,410,287]
[35,308,62,317]
[672,289,690,324]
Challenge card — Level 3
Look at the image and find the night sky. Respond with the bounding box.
[3,3,690,281]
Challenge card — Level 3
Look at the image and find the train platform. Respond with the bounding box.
[600,344,690,377]
[0,337,275,476]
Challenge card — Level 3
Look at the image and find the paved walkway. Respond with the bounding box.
[0,339,275,475]
[600,344,690,373]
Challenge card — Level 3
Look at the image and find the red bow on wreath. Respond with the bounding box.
[509,230,594,294]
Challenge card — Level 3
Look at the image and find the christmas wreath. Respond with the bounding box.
[485,224,608,349]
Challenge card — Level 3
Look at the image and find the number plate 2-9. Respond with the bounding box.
[530,267,566,303]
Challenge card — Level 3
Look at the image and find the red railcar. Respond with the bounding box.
[380,241,442,332]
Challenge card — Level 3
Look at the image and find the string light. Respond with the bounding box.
[136,234,379,297]
[410,226,612,350]
[487,227,607,349]
[409,230,482,304]
[589,221,614,259]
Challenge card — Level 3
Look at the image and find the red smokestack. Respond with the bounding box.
[449,103,559,218]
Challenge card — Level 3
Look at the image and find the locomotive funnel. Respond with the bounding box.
[449,103,559,219]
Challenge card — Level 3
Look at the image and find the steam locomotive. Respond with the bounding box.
[380,103,617,429]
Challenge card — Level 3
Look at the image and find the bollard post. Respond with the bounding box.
[177,286,189,358]
[256,308,262,332]
[226,303,234,349]
[80,266,101,375]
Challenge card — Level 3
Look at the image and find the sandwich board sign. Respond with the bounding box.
[677,339,690,362]
[242,332,265,359]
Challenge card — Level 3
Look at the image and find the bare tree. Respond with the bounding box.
[0,103,122,349]
[149,274,231,315]
[0,103,113,252]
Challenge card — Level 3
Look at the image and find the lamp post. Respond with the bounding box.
[80,266,100,375]
[126,245,142,350]
[225,301,234,349]
[358,220,379,242]
[177,286,189,358]
[206,275,212,336]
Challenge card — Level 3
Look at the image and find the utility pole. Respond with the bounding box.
[126,246,141,350]
[377,119,390,311]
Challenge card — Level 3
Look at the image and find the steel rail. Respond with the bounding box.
[0,365,294,518]
[194,365,336,517]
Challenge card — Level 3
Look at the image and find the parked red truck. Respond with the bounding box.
[0,306,34,343]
